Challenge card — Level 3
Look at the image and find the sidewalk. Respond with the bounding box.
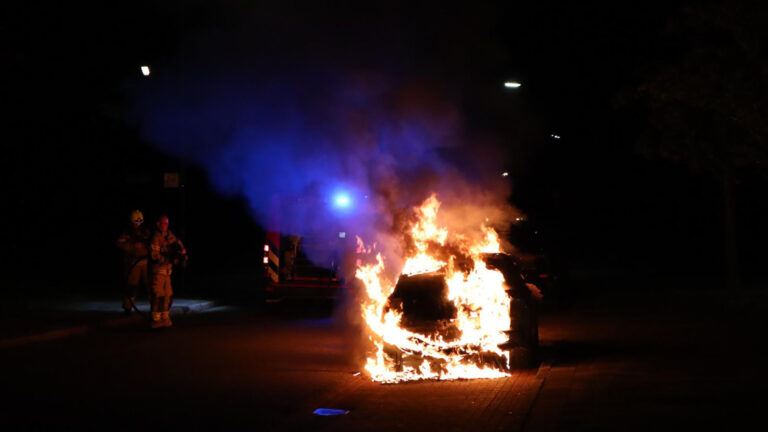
[0,297,217,349]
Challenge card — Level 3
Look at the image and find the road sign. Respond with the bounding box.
[164,172,180,188]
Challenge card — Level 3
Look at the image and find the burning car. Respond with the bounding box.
[356,194,541,383]
[382,254,540,376]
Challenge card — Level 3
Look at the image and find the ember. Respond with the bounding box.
[356,194,512,383]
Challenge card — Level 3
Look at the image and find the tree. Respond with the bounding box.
[620,1,768,290]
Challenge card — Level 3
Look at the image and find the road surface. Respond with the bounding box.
[1,292,765,431]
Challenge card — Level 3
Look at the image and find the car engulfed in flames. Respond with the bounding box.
[355,194,538,383]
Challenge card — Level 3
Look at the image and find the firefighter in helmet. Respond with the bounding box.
[149,215,186,328]
[116,210,151,314]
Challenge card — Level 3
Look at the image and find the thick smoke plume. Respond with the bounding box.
[128,56,517,276]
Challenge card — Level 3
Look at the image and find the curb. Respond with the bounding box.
[170,300,217,315]
[0,300,218,350]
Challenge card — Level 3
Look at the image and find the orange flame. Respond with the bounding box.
[356,194,511,383]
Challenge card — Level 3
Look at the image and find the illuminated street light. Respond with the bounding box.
[140,65,150,76]
[551,134,561,139]
[502,172,509,177]
[504,81,521,88]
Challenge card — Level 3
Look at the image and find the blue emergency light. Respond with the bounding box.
[333,193,351,208]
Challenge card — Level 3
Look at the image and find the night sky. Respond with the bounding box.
[4,1,767,296]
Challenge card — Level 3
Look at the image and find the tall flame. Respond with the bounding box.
[356,194,512,383]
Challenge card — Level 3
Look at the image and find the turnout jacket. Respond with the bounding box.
[116,226,151,265]
[150,230,183,275]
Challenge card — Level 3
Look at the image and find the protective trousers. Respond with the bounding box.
[123,259,148,312]
[150,271,173,327]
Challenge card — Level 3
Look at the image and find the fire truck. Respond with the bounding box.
[261,192,355,302]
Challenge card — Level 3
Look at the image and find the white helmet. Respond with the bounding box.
[130,210,144,225]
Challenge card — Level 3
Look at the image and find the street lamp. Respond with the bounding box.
[140,65,151,76]
[504,81,521,88]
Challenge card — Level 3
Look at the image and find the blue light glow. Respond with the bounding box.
[334,193,351,208]
[313,408,349,416]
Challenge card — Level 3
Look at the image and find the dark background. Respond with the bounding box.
[3,1,766,302]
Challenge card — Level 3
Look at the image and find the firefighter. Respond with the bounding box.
[149,215,186,328]
[116,210,151,314]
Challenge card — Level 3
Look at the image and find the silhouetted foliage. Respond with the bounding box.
[618,1,768,289]
[623,2,767,173]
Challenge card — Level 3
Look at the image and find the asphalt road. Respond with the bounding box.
[0,303,360,430]
[2,291,767,431]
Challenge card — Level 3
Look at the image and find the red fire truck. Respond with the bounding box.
[261,193,355,302]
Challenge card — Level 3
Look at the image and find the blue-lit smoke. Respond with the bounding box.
[127,65,512,269]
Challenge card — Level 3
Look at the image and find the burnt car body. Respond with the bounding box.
[505,220,562,308]
[484,253,540,368]
[384,253,540,371]
[386,272,461,340]
[512,253,556,308]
